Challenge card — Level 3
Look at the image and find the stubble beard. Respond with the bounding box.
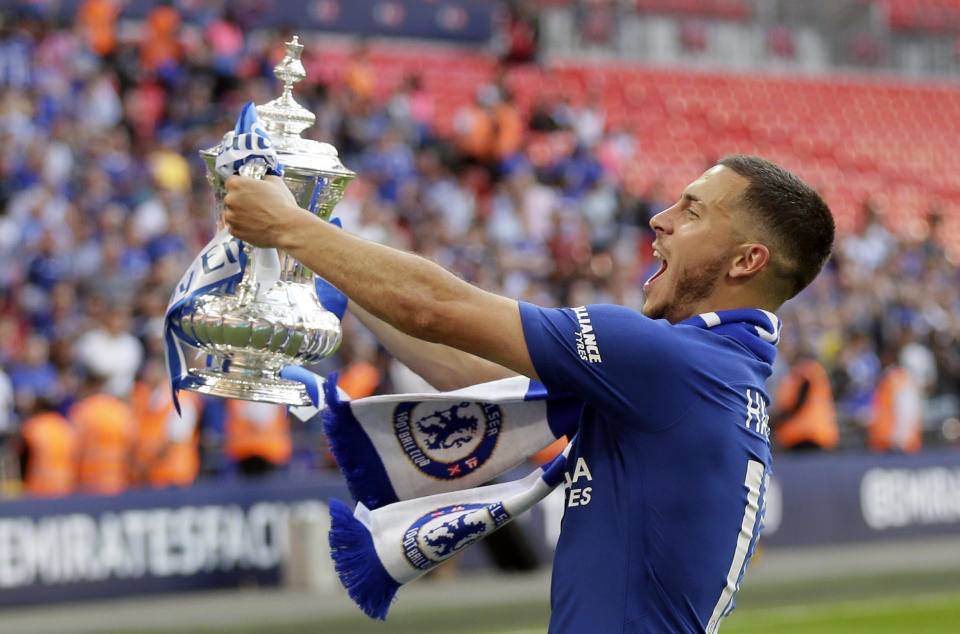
[643,259,726,324]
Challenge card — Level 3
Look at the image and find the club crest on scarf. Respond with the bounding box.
[393,401,502,480]
[402,502,511,570]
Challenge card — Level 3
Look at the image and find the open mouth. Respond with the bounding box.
[644,249,668,290]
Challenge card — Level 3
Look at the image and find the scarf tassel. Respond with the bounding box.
[328,498,400,620]
[321,374,399,509]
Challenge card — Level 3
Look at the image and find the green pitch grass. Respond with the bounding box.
[722,591,960,634]
[175,585,960,634]
[113,569,959,634]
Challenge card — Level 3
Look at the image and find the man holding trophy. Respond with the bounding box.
[176,35,834,634]
[166,35,576,621]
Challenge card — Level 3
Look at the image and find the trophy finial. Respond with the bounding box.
[256,35,316,141]
[275,36,306,86]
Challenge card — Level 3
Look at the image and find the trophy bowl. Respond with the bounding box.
[169,36,355,406]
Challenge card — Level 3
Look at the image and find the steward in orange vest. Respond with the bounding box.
[773,358,839,450]
[338,360,381,400]
[70,373,136,495]
[224,400,291,477]
[19,407,78,497]
[131,360,201,488]
[868,365,922,453]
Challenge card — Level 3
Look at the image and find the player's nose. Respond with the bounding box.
[649,205,675,235]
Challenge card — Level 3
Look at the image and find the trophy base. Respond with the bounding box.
[181,368,311,406]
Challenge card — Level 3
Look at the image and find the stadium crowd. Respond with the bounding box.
[0,4,957,497]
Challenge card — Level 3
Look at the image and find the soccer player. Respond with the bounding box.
[223,155,834,633]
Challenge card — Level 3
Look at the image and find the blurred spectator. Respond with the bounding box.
[205,14,245,80]
[492,89,525,163]
[337,336,384,400]
[72,303,143,398]
[8,332,62,414]
[130,358,200,488]
[842,201,893,279]
[387,74,434,145]
[570,89,606,150]
[498,0,539,64]
[77,0,119,59]
[17,398,77,497]
[679,21,708,53]
[773,354,839,451]
[867,360,923,453]
[453,86,497,165]
[140,1,183,78]
[224,400,292,478]
[767,25,796,59]
[344,43,375,101]
[70,371,136,495]
[579,0,616,48]
[0,366,12,434]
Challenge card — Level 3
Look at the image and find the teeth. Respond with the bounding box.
[653,248,664,261]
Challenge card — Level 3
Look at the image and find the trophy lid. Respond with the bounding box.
[201,36,355,181]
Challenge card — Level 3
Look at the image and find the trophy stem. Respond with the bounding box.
[235,242,259,305]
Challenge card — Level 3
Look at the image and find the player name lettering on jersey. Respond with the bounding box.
[744,389,770,438]
[572,306,603,363]
[564,456,593,508]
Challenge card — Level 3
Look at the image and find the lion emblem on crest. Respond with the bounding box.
[414,402,479,450]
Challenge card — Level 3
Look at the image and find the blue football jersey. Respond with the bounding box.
[519,302,777,634]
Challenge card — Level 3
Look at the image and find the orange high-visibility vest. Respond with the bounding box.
[70,393,136,495]
[454,104,495,161]
[774,359,839,450]
[493,102,524,160]
[224,400,292,466]
[868,366,922,453]
[77,0,119,56]
[338,360,381,400]
[21,411,77,497]
[530,436,569,465]
[141,5,182,71]
[131,383,200,488]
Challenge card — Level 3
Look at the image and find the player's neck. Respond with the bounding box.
[687,288,780,320]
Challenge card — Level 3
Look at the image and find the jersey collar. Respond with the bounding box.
[679,309,781,365]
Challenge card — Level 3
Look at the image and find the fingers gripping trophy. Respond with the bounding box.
[164,36,355,407]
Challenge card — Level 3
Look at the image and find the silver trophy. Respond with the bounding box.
[172,36,355,406]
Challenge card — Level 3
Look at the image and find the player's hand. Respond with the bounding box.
[223,174,303,248]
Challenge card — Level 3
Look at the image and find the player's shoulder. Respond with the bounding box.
[579,303,706,342]
[520,301,708,365]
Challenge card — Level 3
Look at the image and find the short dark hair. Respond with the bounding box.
[718,154,835,299]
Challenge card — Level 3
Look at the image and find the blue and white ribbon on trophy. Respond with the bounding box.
[214,101,285,180]
[162,102,286,412]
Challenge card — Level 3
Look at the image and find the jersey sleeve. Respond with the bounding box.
[519,301,694,431]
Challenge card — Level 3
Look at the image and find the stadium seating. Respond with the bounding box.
[876,0,960,32]
[306,39,960,256]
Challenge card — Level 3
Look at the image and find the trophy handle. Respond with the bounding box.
[234,160,270,304]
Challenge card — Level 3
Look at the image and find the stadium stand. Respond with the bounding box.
[306,41,960,254]
[0,3,958,501]
[876,0,960,32]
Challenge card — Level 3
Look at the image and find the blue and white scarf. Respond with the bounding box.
[319,375,580,620]
[317,309,781,620]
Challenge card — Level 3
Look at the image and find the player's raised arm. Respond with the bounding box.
[347,301,518,391]
[222,174,539,383]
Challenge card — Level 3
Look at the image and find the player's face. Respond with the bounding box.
[643,165,750,323]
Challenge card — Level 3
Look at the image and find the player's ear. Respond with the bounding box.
[729,243,770,279]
